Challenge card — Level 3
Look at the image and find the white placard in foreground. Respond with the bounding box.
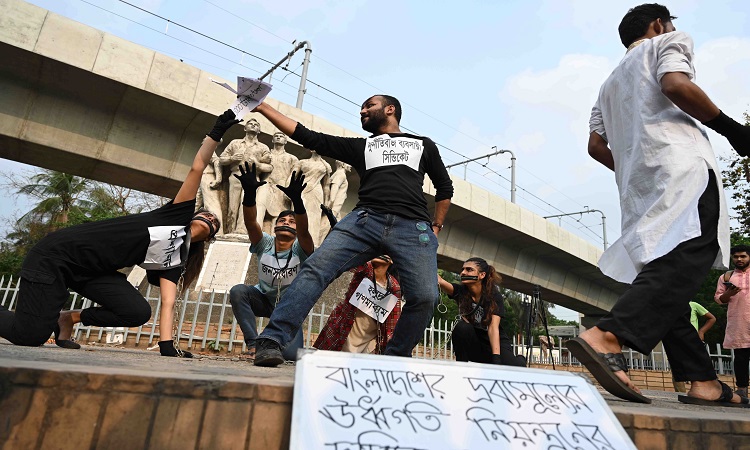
[291,350,634,450]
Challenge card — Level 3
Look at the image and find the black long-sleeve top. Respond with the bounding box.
[291,123,453,221]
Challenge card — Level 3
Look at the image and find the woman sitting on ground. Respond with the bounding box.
[0,110,239,358]
[314,255,402,354]
[438,257,525,367]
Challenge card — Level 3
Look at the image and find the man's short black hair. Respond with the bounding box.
[731,244,750,256]
[378,95,402,123]
[276,210,295,222]
[618,3,677,48]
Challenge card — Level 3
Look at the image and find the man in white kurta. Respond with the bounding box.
[569,3,750,407]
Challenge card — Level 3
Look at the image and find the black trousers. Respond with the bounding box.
[597,170,720,382]
[734,348,750,388]
[0,251,151,347]
[452,321,526,367]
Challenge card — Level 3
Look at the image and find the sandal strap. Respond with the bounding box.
[599,352,628,373]
[717,381,734,403]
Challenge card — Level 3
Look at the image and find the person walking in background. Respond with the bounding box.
[715,244,750,398]
[568,3,750,407]
[673,301,717,392]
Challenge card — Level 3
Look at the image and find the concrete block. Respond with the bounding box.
[505,202,521,230]
[278,101,314,131]
[145,52,201,105]
[513,251,537,281]
[97,393,156,448]
[450,177,471,207]
[633,429,667,450]
[0,386,35,448]
[532,214,547,242]
[487,196,506,223]
[634,413,668,430]
[149,397,204,449]
[561,273,579,297]
[546,221,560,247]
[199,400,253,450]
[39,391,103,449]
[191,71,236,114]
[311,112,349,137]
[469,185,490,218]
[93,33,154,89]
[519,208,534,236]
[34,12,102,71]
[255,381,294,403]
[0,0,47,51]
[248,401,292,450]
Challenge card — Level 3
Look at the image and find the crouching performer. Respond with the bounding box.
[0,110,239,358]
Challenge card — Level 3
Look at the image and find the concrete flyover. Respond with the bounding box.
[0,0,626,317]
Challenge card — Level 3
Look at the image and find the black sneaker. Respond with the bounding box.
[253,338,284,367]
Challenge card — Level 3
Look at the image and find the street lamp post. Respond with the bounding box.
[544,207,608,250]
[445,147,517,203]
[492,146,516,204]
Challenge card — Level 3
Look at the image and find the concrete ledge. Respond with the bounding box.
[3,345,750,450]
[0,361,294,450]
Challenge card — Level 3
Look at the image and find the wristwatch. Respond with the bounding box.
[431,222,444,230]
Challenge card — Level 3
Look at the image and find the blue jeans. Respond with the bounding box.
[228,284,303,360]
[259,208,440,356]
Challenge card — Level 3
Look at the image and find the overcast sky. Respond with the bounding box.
[4,0,750,319]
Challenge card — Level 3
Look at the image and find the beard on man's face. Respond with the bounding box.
[361,107,387,133]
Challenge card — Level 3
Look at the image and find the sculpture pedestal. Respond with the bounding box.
[195,235,252,293]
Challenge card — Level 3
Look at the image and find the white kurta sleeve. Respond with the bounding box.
[655,31,695,83]
[589,100,607,141]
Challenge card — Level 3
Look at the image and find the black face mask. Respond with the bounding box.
[460,275,479,281]
[192,216,217,239]
[274,225,297,235]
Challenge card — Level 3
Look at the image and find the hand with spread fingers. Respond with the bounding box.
[278,171,307,214]
[234,162,267,207]
[207,109,241,142]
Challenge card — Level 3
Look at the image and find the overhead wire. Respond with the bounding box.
[90,0,608,245]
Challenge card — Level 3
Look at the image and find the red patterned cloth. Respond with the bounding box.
[314,262,402,353]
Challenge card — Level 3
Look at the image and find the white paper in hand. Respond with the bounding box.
[211,76,272,120]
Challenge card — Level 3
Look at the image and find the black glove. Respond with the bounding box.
[702,111,750,157]
[321,204,337,228]
[234,162,266,207]
[490,354,503,365]
[278,171,307,214]
[207,109,240,142]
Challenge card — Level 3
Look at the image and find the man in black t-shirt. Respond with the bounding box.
[251,95,454,366]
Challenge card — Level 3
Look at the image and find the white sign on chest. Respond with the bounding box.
[140,225,186,270]
[258,252,301,287]
[364,135,423,171]
[349,278,398,323]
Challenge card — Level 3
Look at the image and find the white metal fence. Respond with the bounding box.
[0,275,738,373]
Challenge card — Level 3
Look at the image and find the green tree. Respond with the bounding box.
[0,169,165,278]
[11,170,94,228]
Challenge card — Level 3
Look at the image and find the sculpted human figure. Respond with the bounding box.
[298,150,331,246]
[327,160,351,220]
[256,132,300,228]
[219,118,272,234]
[197,154,225,235]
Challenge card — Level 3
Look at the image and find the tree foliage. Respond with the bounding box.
[0,169,165,278]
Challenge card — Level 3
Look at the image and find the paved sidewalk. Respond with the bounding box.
[1,339,748,420]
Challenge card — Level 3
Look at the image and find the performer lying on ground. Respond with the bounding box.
[568,3,750,407]
[314,256,402,354]
[438,257,526,367]
[0,110,239,358]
